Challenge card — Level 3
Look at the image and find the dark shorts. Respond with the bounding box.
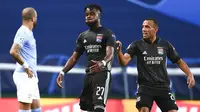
[136,86,178,112]
[79,71,111,111]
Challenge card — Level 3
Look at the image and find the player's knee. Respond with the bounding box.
[139,107,150,112]
[94,105,105,112]
[31,99,41,109]
[19,102,31,110]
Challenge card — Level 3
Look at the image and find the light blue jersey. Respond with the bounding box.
[13,25,37,78]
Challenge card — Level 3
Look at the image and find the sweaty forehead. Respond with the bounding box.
[143,20,154,27]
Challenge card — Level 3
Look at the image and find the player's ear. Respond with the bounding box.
[32,16,37,22]
[97,11,101,19]
[31,17,34,22]
[155,27,158,32]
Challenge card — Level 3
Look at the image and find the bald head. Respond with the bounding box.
[22,7,37,21]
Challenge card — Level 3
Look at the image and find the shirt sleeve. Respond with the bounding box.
[106,31,116,47]
[167,41,181,63]
[75,33,85,55]
[126,41,137,58]
[14,30,27,47]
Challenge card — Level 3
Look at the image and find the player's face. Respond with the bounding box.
[85,8,99,26]
[33,11,37,28]
[142,20,157,39]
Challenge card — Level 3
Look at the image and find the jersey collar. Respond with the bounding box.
[142,37,161,44]
[89,26,103,32]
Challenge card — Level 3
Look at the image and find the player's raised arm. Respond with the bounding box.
[116,41,134,66]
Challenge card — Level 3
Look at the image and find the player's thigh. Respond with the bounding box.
[32,78,40,99]
[92,71,111,109]
[31,81,41,109]
[136,93,154,111]
[13,72,35,104]
[80,76,93,111]
[155,91,178,112]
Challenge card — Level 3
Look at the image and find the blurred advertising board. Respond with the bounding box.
[0,98,199,112]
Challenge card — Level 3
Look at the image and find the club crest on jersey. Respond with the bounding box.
[96,34,103,43]
[157,47,163,55]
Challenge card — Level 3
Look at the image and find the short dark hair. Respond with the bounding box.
[84,4,102,13]
[22,7,36,21]
[145,18,158,28]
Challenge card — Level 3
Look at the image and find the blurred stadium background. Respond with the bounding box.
[0,0,200,112]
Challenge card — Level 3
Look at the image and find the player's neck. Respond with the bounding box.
[90,23,102,31]
[96,23,102,28]
[151,36,156,43]
[22,21,33,31]
[95,20,102,28]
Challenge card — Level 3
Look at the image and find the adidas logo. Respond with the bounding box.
[97,96,103,100]
[142,51,147,55]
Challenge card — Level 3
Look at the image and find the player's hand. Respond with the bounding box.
[89,60,105,73]
[56,74,64,88]
[25,68,33,78]
[187,74,195,89]
[116,40,122,52]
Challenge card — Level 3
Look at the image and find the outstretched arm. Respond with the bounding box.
[166,41,195,89]
[62,51,81,73]
[56,51,81,88]
[57,33,85,88]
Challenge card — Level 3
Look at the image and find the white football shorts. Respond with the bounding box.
[13,71,40,103]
